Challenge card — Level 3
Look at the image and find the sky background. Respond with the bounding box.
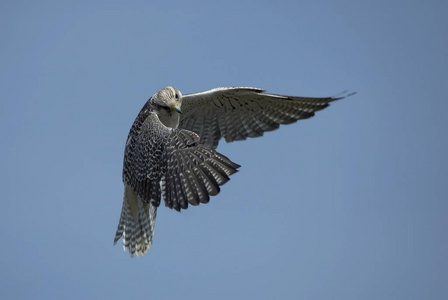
[1,0,447,299]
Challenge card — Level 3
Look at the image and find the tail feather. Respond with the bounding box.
[114,185,157,257]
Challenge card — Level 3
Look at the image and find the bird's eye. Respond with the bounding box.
[175,93,179,100]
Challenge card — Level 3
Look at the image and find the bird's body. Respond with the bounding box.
[114,86,353,257]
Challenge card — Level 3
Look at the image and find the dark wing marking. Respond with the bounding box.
[161,128,240,211]
[179,87,354,149]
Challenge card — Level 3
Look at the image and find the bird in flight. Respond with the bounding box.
[114,86,353,257]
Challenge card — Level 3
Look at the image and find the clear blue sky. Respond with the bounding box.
[1,1,447,299]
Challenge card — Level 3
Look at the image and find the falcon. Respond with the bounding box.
[114,86,353,257]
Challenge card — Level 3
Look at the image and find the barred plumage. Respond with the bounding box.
[114,86,352,257]
[113,185,156,257]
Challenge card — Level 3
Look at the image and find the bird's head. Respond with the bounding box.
[152,86,182,114]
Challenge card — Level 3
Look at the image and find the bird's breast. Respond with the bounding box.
[158,111,180,129]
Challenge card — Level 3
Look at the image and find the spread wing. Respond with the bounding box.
[179,87,353,149]
[125,112,240,211]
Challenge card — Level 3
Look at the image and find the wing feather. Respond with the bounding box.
[162,125,240,211]
[180,87,353,149]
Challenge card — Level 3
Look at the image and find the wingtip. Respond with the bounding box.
[332,90,357,101]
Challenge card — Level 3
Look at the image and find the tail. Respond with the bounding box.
[114,184,157,257]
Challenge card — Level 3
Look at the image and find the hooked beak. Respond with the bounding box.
[173,104,182,114]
